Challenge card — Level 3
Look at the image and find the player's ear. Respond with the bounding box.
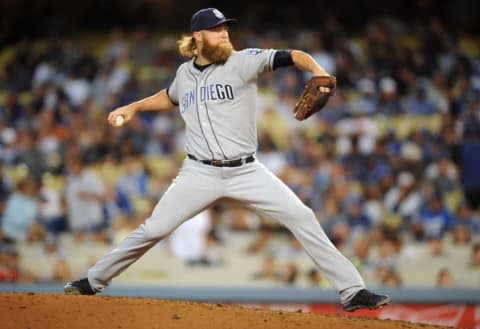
[193,31,202,43]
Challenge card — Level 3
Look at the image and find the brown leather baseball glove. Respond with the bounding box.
[293,75,337,121]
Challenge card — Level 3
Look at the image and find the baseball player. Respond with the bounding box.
[65,8,390,312]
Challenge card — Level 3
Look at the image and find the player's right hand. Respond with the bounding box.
[107,105,136,127]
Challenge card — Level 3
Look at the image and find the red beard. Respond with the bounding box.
[201,39,234,63]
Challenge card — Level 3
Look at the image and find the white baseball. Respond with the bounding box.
[114,115,125,127]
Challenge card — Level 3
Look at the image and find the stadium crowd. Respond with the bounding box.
[1,16,480,287]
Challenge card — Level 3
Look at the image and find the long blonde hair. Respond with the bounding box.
[177,34,197,58]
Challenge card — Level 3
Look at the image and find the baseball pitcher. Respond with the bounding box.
[65,7,390,312]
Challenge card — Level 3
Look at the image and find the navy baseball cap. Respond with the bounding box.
[191,8,237,32]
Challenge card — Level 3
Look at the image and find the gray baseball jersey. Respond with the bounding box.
[168,48,275,160]
[86,48,366,304]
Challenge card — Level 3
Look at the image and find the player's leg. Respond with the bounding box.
[84,159,225,292]
[225,162,368,304]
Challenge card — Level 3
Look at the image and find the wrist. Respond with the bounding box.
[131,102,142,114]
[312,69,329,76]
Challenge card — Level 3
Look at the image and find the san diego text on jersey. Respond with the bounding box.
[181,83,234,110]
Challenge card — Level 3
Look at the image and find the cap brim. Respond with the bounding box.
[204,18,238,30]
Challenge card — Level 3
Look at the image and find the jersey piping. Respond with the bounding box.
[203,67,228,160]
[186,65,215,159]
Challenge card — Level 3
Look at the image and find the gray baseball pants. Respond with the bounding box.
[87,158,365,303]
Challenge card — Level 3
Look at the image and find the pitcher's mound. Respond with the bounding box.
[0,293,449,329]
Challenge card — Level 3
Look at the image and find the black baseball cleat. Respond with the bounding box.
[342,289,390,312]
[64,278,96,295]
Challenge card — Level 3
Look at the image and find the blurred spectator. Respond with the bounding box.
[468,242,480,286]
[351,78,377,116]
[0,246,21,281]
[168,210,220,266]
[0,246,35,282]
[363,182,388,226]
[130,26,157,66]
[334,48,357,88]
[384,171,422,223]
[275,234,310,261]
[365,18,397,76]
[320,195,347,242]
[331,221,351,250]
[453,201,480,236]
[425,155,459,194]
[350,233,371,271]
[451,225,471,246]
[339,136,369,181]
[0,122,19,165]
[410,128,439,166]
[64,156,107,241]
[459,94,480,140]
[104,27,129,62]
[377,77,404,116]
[310,150,337,209]
[295,170,317,208]
[470,242,480,270]
[336,111,377,157]
[380,267,402,287]
[399,141,424,179]
[0,163,12,215]
[252,254,279,281]
[274,69,303,99]
[428,70,449,114]
[115,156,149,217]
[0,91,24,127]
[256,132,288,176]
[40,236,72,282]
[406,80,437,115]
[367,137,394,186]
[371,238,399,271]
[32,59,56,90]
[38,178,67,237]
[3,40,34,92]
[15,130,49,182]
[144,111,178,155]
[246,229,273,254]
[103,182,123,228]
[278,261,299,286]
[36,110,63,171]
[342,196,372,235]
[317,90,349,124]
[92,65,113,106]
[412,192,455,240]
[62,70,92,109]
[306,268,327,287]
[302,32,336,77]
[428,237,447,257]
[223,204,261,232]
[1,178,44,243]
[436,268,455,287]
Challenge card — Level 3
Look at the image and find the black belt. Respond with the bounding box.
[187,154,255,167]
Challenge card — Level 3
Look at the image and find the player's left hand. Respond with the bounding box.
[293,75,337,121]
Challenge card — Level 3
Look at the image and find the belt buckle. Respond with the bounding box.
[211,159,223,166]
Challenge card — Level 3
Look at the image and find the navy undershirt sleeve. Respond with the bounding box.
[273,50,294,70]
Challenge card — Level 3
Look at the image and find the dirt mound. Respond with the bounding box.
[0,293,449,329]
